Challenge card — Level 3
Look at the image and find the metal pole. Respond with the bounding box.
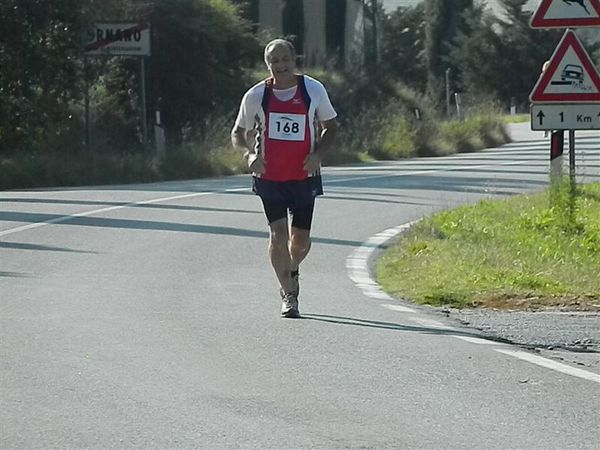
[568,129,577,224]
[569,130,576,191]
[550,130,564,185]
[371,0,379,66]
[84,56,91,152]
[445,68,451,117]
[140,57,148,149]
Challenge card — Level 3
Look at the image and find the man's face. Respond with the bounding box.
[266,44,295,80]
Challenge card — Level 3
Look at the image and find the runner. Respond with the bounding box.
[231,39,338,318]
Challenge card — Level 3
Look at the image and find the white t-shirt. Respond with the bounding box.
[234,74,337,135]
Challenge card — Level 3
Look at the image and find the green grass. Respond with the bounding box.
[503,114,529,123]
[377,182,600,311]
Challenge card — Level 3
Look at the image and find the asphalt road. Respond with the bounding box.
[1,124,599,449]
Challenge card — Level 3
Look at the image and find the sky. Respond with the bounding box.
[381,0,539,15]
[379,1,599,42]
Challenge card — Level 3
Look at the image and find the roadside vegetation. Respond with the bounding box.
[4,0,596,190]
[377,181,600,311]
[503,114,529,124]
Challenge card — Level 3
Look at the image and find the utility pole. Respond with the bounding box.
[445,68,451,117]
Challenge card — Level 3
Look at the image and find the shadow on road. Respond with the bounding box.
[0,211,364,248]
[302,313,510,344]
[0,197,261,215]
[0,271,31,278]
[0,242,97,253]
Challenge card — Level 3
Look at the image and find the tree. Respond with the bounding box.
[424,0,473,105]
[379,4,427,91]
[147,0,260,144]
[450,0,564,109]
[0,0,91,153]
[495,0,565,107]
[449,2,504,103]
[0,0,261,154]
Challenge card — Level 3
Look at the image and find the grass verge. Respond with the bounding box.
[377,181,600,311]
[503,114,529,124]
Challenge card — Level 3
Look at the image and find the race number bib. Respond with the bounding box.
[268,112,306,141]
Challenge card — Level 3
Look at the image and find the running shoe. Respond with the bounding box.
[281,292,300,318]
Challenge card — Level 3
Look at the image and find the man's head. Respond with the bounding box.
[264,39,296,84]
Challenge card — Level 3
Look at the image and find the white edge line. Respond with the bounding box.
[454,336,501,345]
[349,215,600,384]
[346,222,417,312]
[496,349,600,384]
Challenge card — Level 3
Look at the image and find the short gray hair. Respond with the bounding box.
[264,39,296,64]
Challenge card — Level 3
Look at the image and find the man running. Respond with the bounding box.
[231,39,338,318]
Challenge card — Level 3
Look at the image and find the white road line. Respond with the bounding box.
[496,349,600,384]
[0,187,249,238]
[381,304,416,313]
[346,222,416,302]
[454,336,502,345]
[407,316,449,329]
[325,142,599,172]
[327,160,527,184]
[348,222,600,383]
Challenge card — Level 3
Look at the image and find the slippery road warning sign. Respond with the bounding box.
[530,0,600,28]
[530,30,600,103]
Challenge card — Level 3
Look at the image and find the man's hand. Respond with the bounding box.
[233,126,266,174]
[303,119,337,173]
[303,152,322,173]
[248,152,266,174]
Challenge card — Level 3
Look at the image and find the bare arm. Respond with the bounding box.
[231,125,250,154]
[231,125,265,174]
[303,118,338,173]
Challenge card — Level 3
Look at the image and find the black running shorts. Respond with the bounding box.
[252,176,322,230]
[260,196,315,230]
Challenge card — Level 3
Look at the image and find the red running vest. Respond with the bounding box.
[260,76,312,182]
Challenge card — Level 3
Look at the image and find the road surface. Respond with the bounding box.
[2,124,599,448]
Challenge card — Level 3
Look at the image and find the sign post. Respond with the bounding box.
[84,22,152,150]
[84,56,91,152]
[550,130,564,180]
[140,57,148,148]
[529,2,600,195]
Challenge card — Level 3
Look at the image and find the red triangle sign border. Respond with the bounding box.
[530,30,600,103]
[531,0,600,28]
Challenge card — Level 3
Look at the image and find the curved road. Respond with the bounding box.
[2,124,599,448]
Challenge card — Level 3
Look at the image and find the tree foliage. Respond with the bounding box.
[0,0,91,153]
[424,0,473,104]
[380,4,427,91]
[0,0,260,154]
[148,0,260,144]
[380,0,598,110]
[450,0,565,108]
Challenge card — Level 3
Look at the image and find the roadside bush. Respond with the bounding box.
[378,116,417,159]
[438,120,479,152]
[1,59,511,189]
[436,111,509,154]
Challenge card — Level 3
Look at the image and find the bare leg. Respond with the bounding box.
[289,226,311,271]
[268,218,295,294]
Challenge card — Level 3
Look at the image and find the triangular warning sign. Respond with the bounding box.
[530,0,600,28]
[530,30,600,103]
